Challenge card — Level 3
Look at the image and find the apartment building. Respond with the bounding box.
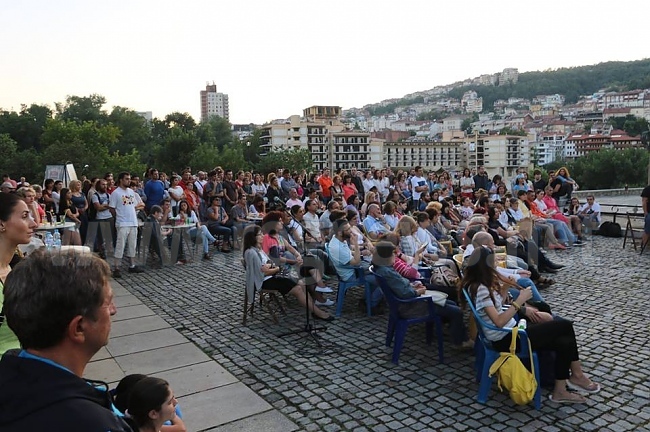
[259,106,378,171]
[200,83,229,122]
[566,131,644,157]
[384,140,464,171]
[465,134,532,179]
[533,133,566,166]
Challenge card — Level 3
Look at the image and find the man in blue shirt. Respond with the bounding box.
[143,168,165,211]
[0,250,132,432]
[362,203,391,240]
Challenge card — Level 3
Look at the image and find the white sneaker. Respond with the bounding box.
[315,286,333,293]
[315,299,335,307]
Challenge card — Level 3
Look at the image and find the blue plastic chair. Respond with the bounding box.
[462,287,542,409]
[325,244,373,317]
[370,266,444,365]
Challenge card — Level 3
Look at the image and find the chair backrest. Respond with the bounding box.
[452,253,464,270]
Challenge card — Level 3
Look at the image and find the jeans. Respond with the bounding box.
[509,277,544,302]
[546,219,576,244]
[190,225,216,254]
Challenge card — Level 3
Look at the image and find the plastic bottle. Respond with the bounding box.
[44,232,54,250]
[518,319,527,330]
[53,230,62,250]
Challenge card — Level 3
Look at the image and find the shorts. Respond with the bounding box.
[115,226,138,259]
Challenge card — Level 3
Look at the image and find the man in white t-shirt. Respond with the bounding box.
[577,195,601,226]
[109,172,145,278]
[410,166,428,203]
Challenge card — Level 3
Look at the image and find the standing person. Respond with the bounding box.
[410,166,428,209]
[89,179,115,259]
[42,179,56,213]
[641,184,650,248]
[318,168,334,205]
[473,165,489,192]
[0,193,38,354]
[58,188,82,246]
[222,170,239,212]
[167,175,185,213]
[104,172,116,194]
[463,246,600,404]
[144,169,165,211]
[0,249,132,431]
[69,180,89,244]
[459,168,475,200]
[51,180,63,214]
[109,172,145,278]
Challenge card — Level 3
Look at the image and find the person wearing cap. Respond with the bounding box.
[0,182,16,193]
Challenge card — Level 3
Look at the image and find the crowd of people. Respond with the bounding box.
[3,163,647,414]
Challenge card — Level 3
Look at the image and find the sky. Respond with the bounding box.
[2,0,650,125]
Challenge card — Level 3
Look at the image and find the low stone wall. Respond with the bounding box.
[574,188,643,199]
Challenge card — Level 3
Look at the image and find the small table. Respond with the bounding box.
[35,222,77,232]
[162,224,196,264]
[246,216,263,224]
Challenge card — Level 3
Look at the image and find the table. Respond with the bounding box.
[162,224,196,264]
[35,222,76,231]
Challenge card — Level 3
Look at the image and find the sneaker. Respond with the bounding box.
[572,241,585,247]
[315,298,335,307]
[315,285,333,293]
[112,269,122,279]
[202,253,212,261]
[128,266,144,274]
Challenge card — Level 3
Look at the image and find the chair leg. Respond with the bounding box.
[261,293,279,324]
[532,353,542,410]
[385,317,396,347]
[392,322,407,365]
[243,292,249,326]
[477,352,497,404]
[335,284,348,317]
[434,317,444,363]
[364,283,373,317]
[270,293,286,315]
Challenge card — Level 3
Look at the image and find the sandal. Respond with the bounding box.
[567,379,601,394]
[548,393,586,404]
[537,276,555,285]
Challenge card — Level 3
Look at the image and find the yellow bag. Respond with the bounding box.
[488,327,537,405]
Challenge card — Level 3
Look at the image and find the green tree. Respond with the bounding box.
[107,107,152,155]
[156,128,200,173]
[254,148,313,176]
[196,116,231,152]
[55,94,108,124]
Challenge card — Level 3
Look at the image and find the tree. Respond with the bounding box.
[195,116,231,152]
[254,148,313,176]
[55,94,107,124]
[107,107,152,155]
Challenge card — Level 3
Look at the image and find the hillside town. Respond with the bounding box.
[236,67,649,179]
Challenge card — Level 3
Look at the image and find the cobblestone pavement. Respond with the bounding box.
[118,236,650,432]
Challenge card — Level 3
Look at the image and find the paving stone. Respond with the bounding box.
[114,235,649,431]
[107,327,188,356]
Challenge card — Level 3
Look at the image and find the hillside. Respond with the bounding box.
[361,58,650,115]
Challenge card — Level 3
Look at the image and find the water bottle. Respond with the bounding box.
[53,230,62,250]
[518,319,527,330]
[44,232,54,250]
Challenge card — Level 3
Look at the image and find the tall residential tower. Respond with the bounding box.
[200,83,229,122]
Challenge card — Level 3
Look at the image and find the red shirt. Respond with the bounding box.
[319,176,333,198]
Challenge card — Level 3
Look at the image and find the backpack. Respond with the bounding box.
[596,221,621,237]
[88,192,99,221]
[488,327,537,405]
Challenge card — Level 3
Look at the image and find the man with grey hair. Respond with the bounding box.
[0,250,131,431]
[362,203,390,240]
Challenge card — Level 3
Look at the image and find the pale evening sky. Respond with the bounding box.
[1,0,649,125]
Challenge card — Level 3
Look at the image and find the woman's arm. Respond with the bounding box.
[65,208,81,224]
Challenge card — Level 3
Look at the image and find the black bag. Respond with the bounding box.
[596,221,621,237]
[87,192,99,221]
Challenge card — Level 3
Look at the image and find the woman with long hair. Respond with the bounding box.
[341,175,358,202]
[459,168,475,199]
[251,173,267,196]
[265,175,282,208]
[58,187,82,245]
[69,179,89,244]
[329,175,344,201]
[0,193,37,354]
[463,246,600,404]
[243,224,333,321]
[126,377,179,432]
[360,191,378,218]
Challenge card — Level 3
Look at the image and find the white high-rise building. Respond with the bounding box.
[200,83,229,122]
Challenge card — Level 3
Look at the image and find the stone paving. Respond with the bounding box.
[115,231,650,432]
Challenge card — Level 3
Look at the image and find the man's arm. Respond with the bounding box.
[349,234,361,266]
[643,196,649,215]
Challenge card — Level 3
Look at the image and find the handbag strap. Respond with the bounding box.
[509,326,536,381]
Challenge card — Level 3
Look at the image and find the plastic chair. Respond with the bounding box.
[370,266,444,365]
[462,287,541,409]
[325,244,373,317]
[452,253,464,270]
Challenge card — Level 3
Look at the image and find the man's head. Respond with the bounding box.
[516,189,527,200]
[150,205,163,221]
[117,172,131,189]
[372,241,396,267]
[0,182,15,193]
[472,231,495,250]
[533,169,542,180]
[525,190,535,202]
[414,166,423,176]
[332,218,351,241]
[478,165,485,175]
[367,203,381,218]
[586,195,595,204]
[289,188,298,199]
[4,250,115,358]
[95,179,107,193]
